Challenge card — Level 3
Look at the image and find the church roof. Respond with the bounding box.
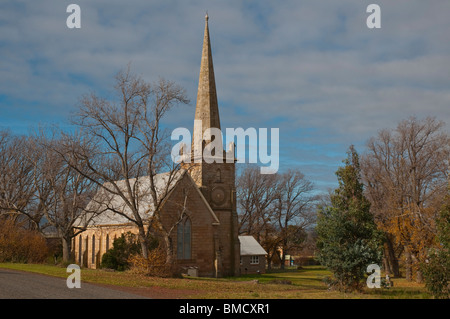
[76,170,184,227]
[75,169,220,228]
[239,236,268,256]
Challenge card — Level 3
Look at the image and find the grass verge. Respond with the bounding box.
[0,263,430,299]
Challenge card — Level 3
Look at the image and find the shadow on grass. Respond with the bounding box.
[227,266,330,289]
[365,288,431,299]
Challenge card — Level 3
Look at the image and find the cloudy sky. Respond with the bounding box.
[1,0,449,192]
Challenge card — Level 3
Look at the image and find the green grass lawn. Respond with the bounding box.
[0,263,431,299]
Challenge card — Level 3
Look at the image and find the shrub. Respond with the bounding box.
[421,197,450,299]
[421,249,450,299]
[128,246,173,277]
[100,232,141,271]
[0,220,48,263]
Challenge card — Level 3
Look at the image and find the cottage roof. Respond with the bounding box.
[239,236,268,256]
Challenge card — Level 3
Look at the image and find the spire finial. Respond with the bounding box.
[205,11,209,21]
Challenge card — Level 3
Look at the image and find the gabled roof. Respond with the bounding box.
[239,236,268,256]
[75,169,220,227]
[184,172,220,225]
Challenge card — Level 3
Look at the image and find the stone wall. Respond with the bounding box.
[72,173,226,277]
[240,255,266,275]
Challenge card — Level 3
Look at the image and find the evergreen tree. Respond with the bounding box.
[316,145,383,292]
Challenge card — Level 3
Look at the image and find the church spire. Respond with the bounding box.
[193,14,221,148]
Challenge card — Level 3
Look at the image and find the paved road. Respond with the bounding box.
[0,268,148,299]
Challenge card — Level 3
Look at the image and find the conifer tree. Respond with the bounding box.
[316,145,383,292]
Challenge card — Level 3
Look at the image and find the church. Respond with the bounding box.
[72,15,257,277]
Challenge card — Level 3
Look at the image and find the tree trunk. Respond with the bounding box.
[385,236,400,277]
[62,236,71,263]
[267,250,274,270]
[411,252,423,283]
[280,242,287,270]
[275,250,282,269]
[137,228,149,259]
[382,254,390,276]
[164,235,174,265]
[405,246,412,281]
[416,270,423,283]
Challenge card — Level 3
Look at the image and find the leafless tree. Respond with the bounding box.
[361,116,450,280]
[0,129,97,262]
[0,131,42,229]
[237,165,316,269]
[59,66,189,263]
[273,169,316,269]
[237,165,278,237]
[30,131,98,262]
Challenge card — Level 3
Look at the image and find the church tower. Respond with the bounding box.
[186,14,240,276]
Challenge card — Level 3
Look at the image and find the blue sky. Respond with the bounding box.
[1,0,450,193]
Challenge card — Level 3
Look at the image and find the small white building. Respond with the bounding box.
[239,236,267,275]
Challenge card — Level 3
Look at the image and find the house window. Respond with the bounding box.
[250,256,259,264]
[177,217,191,259]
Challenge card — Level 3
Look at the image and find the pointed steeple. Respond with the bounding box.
[193,14,221,148]
[187,15,240,278]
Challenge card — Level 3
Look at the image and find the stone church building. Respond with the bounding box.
[72,15,243,277]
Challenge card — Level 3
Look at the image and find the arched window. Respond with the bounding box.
[84,236,89,267]
[78,236,82,264]
[177,217,191,260]
[92,235,96,264]
[216,169,221,182]
[106,234,110,251]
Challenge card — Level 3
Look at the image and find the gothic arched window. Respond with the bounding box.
[78,236,82,264]
[92,235,96,264]
[177,217,191,260]
[216,169,221,182]
[106,234,110,251]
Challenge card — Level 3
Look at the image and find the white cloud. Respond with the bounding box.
[1,0,449,191]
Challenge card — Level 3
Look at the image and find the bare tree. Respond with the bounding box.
[237,165,281,268]
[237,165,278,237]
[0,131,42,229]
[237,166,316,269]
[273,169,316,269]
[0,129,97,262]
[30,132,98,262]
[60,66,189,263]
[361,116,450,280]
